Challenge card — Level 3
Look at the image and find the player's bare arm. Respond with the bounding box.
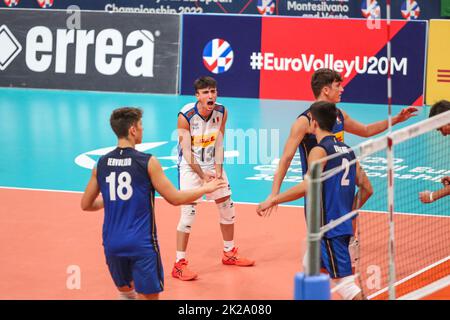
[270,115,310,196]
[353,161,373,210]
[81,167,104,211]
[419,176,450,203]
[257,146,326,216]
[148,156,226,206]
[214,108,227,179]
[341,107,418,138]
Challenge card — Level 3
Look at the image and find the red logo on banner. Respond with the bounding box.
[3,0,20,7]
[36,0,54,8]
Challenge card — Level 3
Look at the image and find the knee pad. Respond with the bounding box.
[217,198,235,224]
[177,205,196,233]
[335,275,361,300]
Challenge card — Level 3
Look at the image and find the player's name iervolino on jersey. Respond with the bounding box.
[107,158,132,167]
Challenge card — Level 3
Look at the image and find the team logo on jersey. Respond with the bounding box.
[361,0,381,19]
[335,131,344,142]
[401,0,420,20]
[191,121,199,130]
[3,0,20,7]
[257,0,276,16]
[36,0,54,8]
[212,116,220,124]
[202,38,234,74]
[192,133,216,147]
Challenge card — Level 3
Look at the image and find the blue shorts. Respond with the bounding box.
[321,236,352,279]
[105,251,164,295]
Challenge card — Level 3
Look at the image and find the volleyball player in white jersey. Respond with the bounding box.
[172,77,255,281]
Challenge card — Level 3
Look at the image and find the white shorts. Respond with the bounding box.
[178,165,232,202]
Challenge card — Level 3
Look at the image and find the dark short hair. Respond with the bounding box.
[429,100,450,118]
[110,107,143,139]
[310,101,338,132]
[311,68,343,98]
[194,76,217,92]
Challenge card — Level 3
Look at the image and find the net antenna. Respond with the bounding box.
[385,0,397,300]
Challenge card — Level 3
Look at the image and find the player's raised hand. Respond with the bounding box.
[395,106,418,124]
[203,178,227,194]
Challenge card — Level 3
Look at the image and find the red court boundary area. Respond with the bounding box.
[0,188,306,300]
[359,212,450,300]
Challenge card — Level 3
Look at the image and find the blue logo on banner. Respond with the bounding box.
[257,0,275,16]
[401,1,420,20]
[361,0,380,19]
[202,38,234,74]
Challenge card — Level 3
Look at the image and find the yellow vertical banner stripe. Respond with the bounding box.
[426,20,450,105]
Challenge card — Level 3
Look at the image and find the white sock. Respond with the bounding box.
[176,251,186,262]
[118,289,137,300]
[223,240,234,252]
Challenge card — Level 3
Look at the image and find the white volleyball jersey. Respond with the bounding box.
[178,102,225,168]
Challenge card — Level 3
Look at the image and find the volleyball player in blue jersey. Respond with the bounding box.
[258,101,373,300]
[264,68,416,270]
[265,68,416,208]
[81,107,226,300]
[419,100,450,203]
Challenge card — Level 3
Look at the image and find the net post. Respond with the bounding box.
[387,136,397,300]
[294,161,330,300]
[306,161,322,277]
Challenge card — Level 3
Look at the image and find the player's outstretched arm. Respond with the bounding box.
[419,176,450,203]
[341,107,418,138]
[269,116,310,196]
[257,146,324,217]
[148,156,226,206]
[258,180,308,217]
[353,161,373,210]
[81,168,104,211]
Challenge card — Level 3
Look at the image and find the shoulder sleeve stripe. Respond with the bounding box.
[214,104,225,113]
[179,107,196,122]
[178,111,190,123]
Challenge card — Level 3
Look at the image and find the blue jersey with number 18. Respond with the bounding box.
[96,147,158,256]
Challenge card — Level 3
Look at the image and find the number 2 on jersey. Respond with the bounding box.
[106,171,133,201]
[341,158,350,186]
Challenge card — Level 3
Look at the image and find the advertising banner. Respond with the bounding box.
[0,1,443,20]
[260,17,427,105]
[181,14,426,105]
[180,14,261,98]
[280,0,441,20]
[426,20,450,105]
[442,0,450,17]
[0,9,180,93]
